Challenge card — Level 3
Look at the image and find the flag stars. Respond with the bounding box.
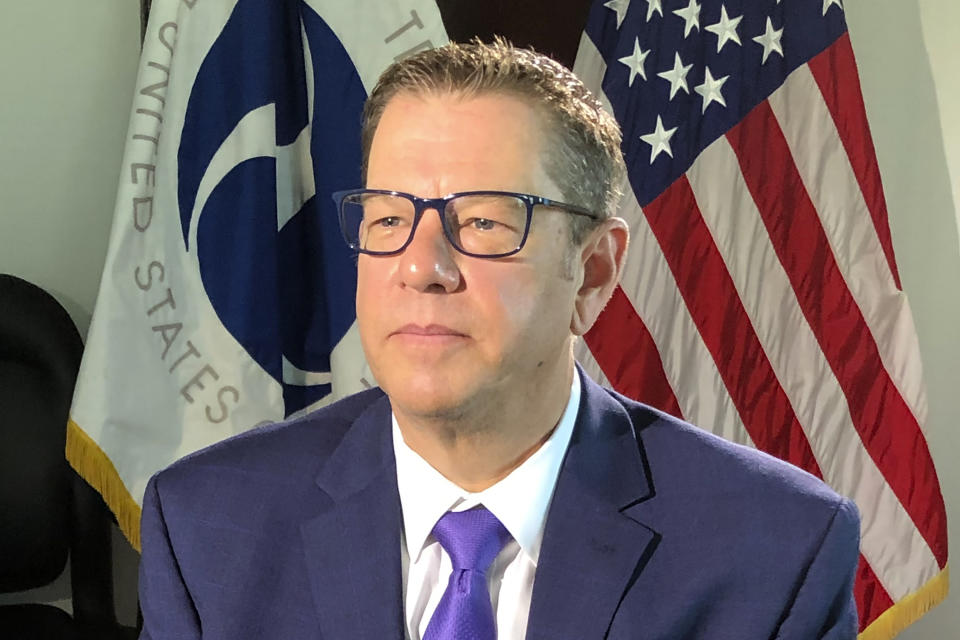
[640,115,678,163]
[694,67,729,112]
[618,38,651,86]
[657,53,693,100]
[646,0,663,22]
[604,0,631,29]
[672,0,701,38]
[822,0,843,15]
[753,18,784,63]
[705,5,742,53]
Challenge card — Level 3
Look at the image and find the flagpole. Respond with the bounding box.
[140,0,151,46]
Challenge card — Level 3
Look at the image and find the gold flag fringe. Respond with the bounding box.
[859,565,949,640]
[66,418,143,552]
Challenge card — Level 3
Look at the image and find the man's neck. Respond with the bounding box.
[393,364,574,492]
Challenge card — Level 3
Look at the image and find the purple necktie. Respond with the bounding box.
[422,507,512,640]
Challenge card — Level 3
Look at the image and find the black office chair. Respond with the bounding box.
[0,274,135,640]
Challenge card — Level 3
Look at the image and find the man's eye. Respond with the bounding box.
[372,216,402,228]
[467,218,498,231]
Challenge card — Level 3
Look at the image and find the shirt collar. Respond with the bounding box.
[393,372,580,567]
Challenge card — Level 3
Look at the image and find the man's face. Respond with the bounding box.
[357,90,582,421]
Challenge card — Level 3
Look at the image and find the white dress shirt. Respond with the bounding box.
[393,373,581,640]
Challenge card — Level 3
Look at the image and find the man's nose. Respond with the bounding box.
[397,208,461,293]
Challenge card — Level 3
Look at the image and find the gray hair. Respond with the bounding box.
[360,39,626,244]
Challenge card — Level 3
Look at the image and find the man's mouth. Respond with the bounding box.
[392,323,467,337]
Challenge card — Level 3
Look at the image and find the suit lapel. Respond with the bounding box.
[525,370,659,640]
[300,395,405,640]
[297,369,660,639]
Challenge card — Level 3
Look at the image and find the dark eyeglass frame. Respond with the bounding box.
[331,189,600,258]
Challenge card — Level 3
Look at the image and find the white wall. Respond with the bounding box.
[918,1,960,256]
[0,2,140,335]
[844,2,960,637]
[0,1,956,637]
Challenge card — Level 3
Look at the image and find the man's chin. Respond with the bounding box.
[382,375,477,422]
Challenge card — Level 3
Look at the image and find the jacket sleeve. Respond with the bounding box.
[775,496,861,639]
[138,472,202,640]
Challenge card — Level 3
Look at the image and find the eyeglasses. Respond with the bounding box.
[331,189,599,258]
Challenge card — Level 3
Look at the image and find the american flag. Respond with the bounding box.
[570,0,948,635]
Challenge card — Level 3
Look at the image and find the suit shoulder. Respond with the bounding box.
[607,387,852,517]
[586,385,859,638]
[153,387,387,489]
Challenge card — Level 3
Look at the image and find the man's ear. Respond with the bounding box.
[571,217,629,336]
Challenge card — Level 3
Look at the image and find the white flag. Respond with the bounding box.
[68,0,448,549]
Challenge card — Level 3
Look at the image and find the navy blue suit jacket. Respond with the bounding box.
[139,369,859,639]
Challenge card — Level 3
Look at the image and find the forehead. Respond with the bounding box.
[366,90,556,196]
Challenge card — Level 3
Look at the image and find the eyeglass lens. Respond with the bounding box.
[340,193,528,256]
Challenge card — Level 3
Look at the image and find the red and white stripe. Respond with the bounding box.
[573,29,947,632]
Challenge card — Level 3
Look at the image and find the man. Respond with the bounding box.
[139,41,859,639]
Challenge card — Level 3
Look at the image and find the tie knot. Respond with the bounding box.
[431,507,511,572]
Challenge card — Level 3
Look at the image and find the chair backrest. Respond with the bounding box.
[0,274,117,626]
[0,274,84,591]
